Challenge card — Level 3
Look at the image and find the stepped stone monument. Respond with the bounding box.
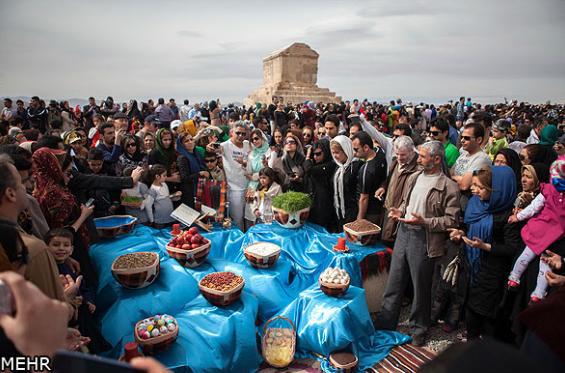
[244,42,341,106]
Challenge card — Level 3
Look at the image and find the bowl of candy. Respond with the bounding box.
[134,314,179,354]
[319,267,350,297]
[262,316,296,368]
[111,252,160,289]
[94,215,138,239]
[198,271,245,307]
[166,227,211,268]
[343,219,381,246]
[243,242,281,269]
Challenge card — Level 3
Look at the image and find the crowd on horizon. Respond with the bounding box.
[1,94,564,372]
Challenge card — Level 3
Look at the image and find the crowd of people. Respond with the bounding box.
[1,95,564,371]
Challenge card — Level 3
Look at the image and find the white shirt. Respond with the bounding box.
[452,149,491,176]
[405,172,442,219]
[221,139,251,191]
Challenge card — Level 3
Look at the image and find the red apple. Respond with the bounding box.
[185,234,193,242]
[182,244,191,250]
[191,243,200,249]
[188,227,199,235]
[191,235,201,244]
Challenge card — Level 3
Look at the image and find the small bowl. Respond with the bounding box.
[166,240,211,268]
[134,315,179,355]
[94,215,137,239]
[329,351,358,372]
[243,242,281,269]
[111,252,160,289]
[319,277,350,297]
[343,220,381,246]
[198,273,245,307]
[273,207,310,229]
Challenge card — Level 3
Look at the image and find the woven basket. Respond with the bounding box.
[111,252,160,289]
[329,351,358,372]
[94,215,137,239]
[166,240,211,268]
[262,316,296,368]
[319,276,350,297]
[243,242,281,269]
[198,275,245,307]
[134,317,179,355]
[343,220,381,246]
[273,207,310,229]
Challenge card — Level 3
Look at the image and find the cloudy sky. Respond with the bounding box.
[1,0,564,104]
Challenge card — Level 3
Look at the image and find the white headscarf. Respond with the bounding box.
[330,135,354,219]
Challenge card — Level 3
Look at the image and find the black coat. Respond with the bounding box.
[177,155,201,208]
[467,209,521,319]
[334,160,362,229]
[305,159,337,231]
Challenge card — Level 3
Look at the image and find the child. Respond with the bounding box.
[121,166,151,225]
[44,228,110,353]
[87,148,120,217]
[508,159,565,302]
[145,164,178,228]
[485,119,510,160]
[252,167,283,223]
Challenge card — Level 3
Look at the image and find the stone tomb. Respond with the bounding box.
[245,42,341,106]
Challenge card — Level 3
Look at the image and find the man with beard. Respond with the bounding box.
[96,122,123,170]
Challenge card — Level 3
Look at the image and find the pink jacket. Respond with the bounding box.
[521,183,565,254]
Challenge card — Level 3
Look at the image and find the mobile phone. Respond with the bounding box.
[0,279,14,315]
[53,351,145,373]
[85,198,95,207]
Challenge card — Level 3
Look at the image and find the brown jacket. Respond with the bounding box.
[381,155,420,242]
[397,170,461,258]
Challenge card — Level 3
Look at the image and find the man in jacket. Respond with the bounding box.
[374,141,460,346]
[374,135,420,244]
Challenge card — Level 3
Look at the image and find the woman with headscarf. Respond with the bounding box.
[449,166,520,340]
[117,134,145,176]
[148,128,180,187]
[520,144,557,166]
[330,135,362,229]
[177,132,206,208]
[126,99,142,124]
[494,148,523,192]
[304,138,337,231]
[281,133,307,192]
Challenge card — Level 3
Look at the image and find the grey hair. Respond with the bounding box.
[393,135,415,152]
[420,140,445,159]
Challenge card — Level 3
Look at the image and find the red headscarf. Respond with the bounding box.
[32,148,89,247]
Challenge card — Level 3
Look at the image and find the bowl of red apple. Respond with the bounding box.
[166,227,211,268]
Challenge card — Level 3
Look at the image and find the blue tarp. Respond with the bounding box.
[89,223,409,372]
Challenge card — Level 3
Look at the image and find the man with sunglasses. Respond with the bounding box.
[220,122,251,230]
[430,117,459,168]
[451,122,491,193]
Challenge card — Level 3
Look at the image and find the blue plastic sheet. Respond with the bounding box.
[89,223,408,372]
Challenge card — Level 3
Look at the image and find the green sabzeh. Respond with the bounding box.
[121,195,143,203]
[272,192,311,213]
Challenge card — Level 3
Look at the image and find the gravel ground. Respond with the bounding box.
[395,305,466,354]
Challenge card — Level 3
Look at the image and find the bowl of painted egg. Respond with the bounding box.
[319,267,350,297]
[134,314,179,354]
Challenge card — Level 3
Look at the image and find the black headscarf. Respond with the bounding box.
[531,162,550,184]
[495,148,522,192]
[313,138,332,165]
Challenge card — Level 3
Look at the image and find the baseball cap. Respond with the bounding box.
[493,119,510,133]
[170,120,182,131]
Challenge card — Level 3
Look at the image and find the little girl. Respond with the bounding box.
[121,167,152,225]
[252,167,283,223]
[145,164,178,228]
[508,159,565,302]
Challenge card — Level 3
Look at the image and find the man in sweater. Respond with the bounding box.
[374,141,460,346]
[96,123,123,170]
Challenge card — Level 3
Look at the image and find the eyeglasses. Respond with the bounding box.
[313,151,323,157]
[127,143,136,147]
[461,136,475,141]
[235,131,246,136]
[205,159,217,163]
[251,137,261,141]
[285,140,297,145]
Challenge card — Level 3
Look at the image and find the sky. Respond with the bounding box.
[1,0,564,105]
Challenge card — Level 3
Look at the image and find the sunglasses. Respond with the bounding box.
[251,137,261,141]
[429,131,440,136]
[461,136,475,141]
[313,151,323,157]
[303,133,312,137]
[285,140,297,145]
[205,159,217,163]
[127,143,137,147]
[235,131,246,136]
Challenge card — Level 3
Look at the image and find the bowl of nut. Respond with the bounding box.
[134,314,179,354]
[319,267,350,297]
[111,252,160,289]
[198,271,245,307]
[243,242,281,269]
[166,227,211,268]
[343,219,381,246]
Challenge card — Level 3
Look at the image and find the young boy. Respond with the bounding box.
[485,119,510,160]
[87,148,120,217]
